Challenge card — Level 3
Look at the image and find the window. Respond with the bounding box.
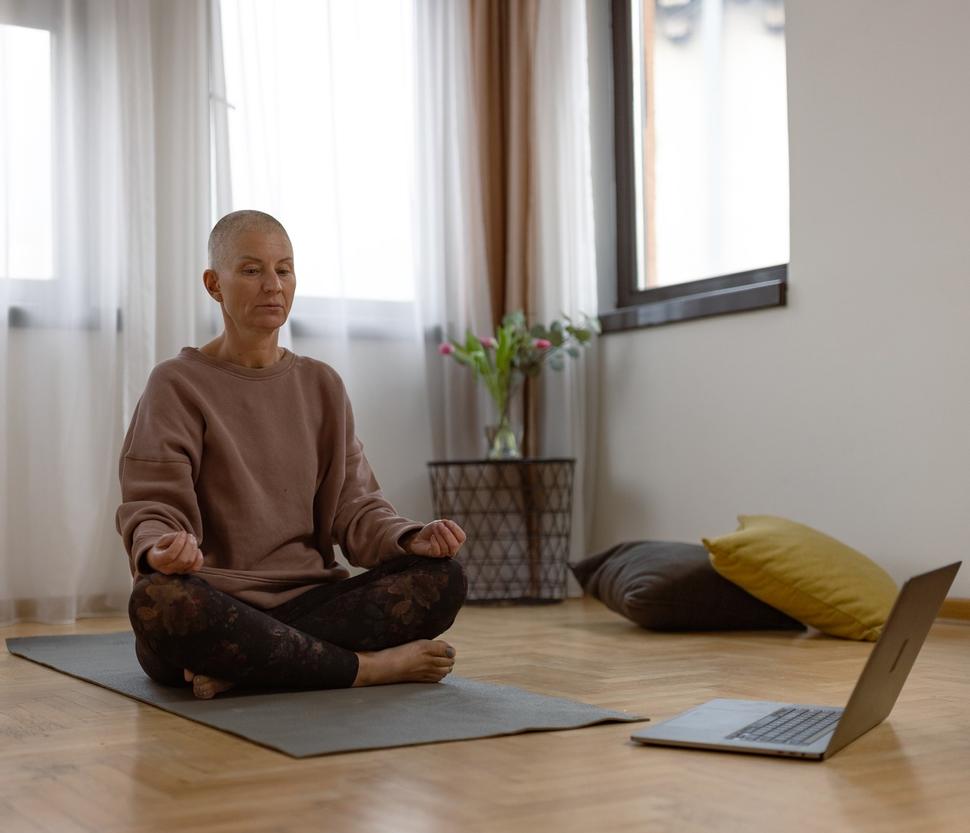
[219,0,416,306]
[0,21,54,282]
[603,0,789,333]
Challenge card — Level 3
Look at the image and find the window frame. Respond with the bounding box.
[600,0,788,336]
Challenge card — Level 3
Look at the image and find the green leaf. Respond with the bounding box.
[450,348,472,366]
[496,325,513,373]
[566,345,580,358]
[503,310,526,330]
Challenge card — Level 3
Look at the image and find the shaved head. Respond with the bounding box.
[207,210,292,271]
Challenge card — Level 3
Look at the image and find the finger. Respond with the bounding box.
[166,529,187,551]
[169,534,195,569]
[154,531,186,564]
[179,542,201,572]
[182,534,199,564]
[436,530,457,556]
[436,523,461,551]
[443,520,466,543]
[190,551,204,572]
[171,535,193,566]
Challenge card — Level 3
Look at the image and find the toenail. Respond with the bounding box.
[446,647,455,658]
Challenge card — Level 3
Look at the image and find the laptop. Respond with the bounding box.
[630,561,961,760]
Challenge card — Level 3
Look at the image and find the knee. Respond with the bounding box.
[428,557,467,626]
[442,557,467,608]
[128,572,211,640]
[134,635,187,687]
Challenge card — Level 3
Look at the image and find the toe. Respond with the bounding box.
[193,676,216,698]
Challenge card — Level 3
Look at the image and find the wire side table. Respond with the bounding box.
[427,458,575,603]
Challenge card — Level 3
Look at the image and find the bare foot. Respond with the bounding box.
[183,668,236,699]
[353,639,456,687]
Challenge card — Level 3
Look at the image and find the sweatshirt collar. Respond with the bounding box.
[179,346,297,380]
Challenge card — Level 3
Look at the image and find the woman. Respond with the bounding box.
[116,210,468,699]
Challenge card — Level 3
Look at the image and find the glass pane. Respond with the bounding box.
[0,23,53,280]
[632,0,789,289]
[220,0,415,301]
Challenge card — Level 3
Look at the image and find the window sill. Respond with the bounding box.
[6,297,417,340]
[599,264,787,335]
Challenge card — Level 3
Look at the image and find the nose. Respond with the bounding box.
[262,273,283,292]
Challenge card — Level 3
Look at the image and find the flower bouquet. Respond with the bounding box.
[438,310,600,459]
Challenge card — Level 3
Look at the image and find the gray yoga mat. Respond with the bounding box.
[5,631,646,757]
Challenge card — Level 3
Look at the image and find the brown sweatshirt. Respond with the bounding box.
[115,346,424,609]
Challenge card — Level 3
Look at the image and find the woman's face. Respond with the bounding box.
[207,229,296,331]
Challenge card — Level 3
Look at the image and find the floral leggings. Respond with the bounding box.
[128,554,468,691]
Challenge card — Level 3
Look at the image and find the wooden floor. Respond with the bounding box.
[2,598,969,833]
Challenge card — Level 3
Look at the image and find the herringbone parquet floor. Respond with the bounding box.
[1,598,968,833]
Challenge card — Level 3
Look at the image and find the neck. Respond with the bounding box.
[202,334,283,369]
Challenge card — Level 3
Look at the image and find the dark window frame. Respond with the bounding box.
[600,0,788,336]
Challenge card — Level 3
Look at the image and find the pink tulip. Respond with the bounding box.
[480,337,497,348]
[533,338,552,350]
[438,342,455,355]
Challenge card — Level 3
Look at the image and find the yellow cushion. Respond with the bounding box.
[702,515,898,641]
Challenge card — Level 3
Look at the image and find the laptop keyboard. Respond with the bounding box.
[726,707,842,746]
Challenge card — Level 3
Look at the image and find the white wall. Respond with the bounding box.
[590,0,970,596]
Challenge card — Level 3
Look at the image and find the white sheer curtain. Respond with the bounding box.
[216,0,435,363]
[412,0,495,461]
[531,0,600,568]
[0,0,217,624]
[219,0,493,460]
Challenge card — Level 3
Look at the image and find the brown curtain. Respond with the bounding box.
[469,0,540,456]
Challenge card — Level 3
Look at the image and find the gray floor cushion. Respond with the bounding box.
[571,540,806,631]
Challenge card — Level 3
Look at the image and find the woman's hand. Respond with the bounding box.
[146,529,204,574]
[405,519,466,558]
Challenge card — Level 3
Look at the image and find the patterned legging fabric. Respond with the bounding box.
[128,554,468,691]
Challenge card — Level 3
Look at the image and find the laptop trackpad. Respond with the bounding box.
[632,699,789,741]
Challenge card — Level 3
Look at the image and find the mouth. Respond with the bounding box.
[259,304,284,309]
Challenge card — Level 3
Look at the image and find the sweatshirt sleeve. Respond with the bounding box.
[115,366,205,578]
[329,381,423,568]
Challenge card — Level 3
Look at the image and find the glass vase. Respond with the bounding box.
[485,415,523,460]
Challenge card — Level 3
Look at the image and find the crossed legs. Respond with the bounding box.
[128,555,468,696]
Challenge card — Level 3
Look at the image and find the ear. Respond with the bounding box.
[203,268,222,300]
